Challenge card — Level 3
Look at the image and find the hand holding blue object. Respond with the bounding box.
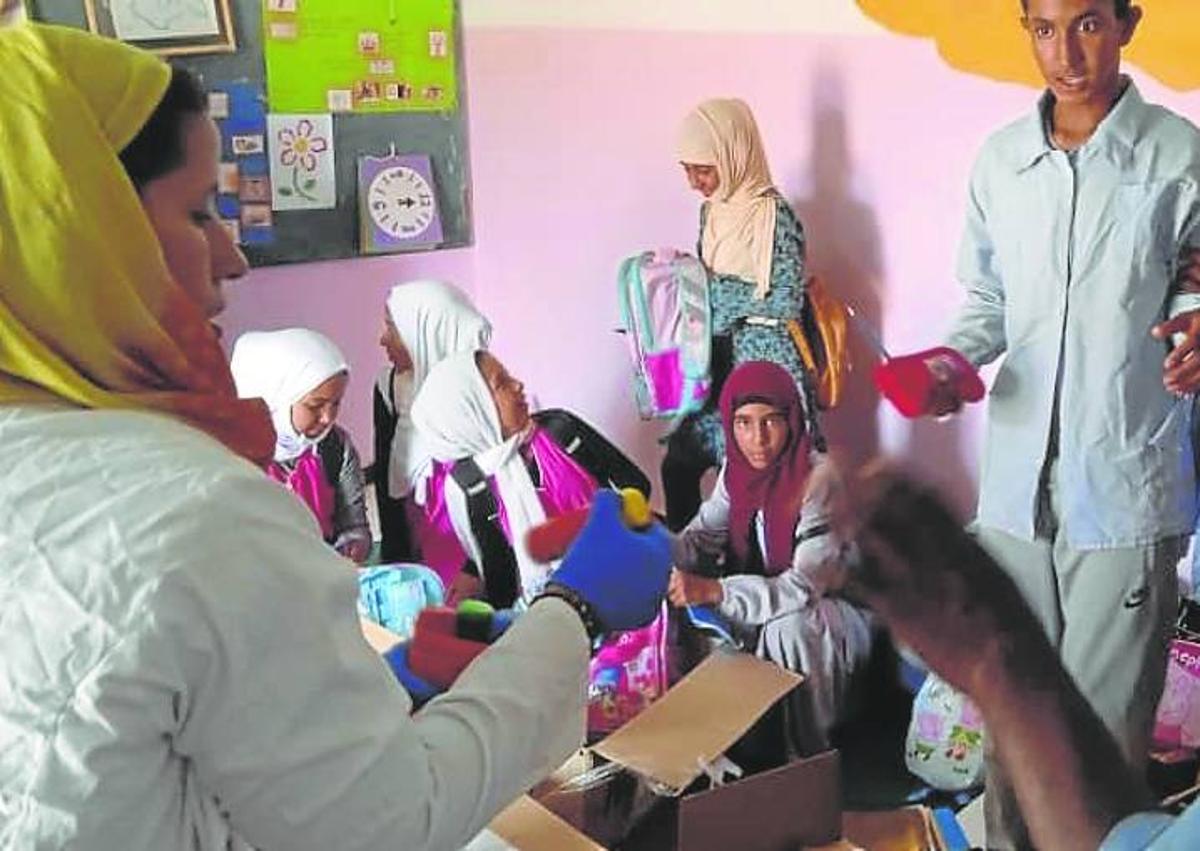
[686,604,737,646]
[549,489,672,633]
[382,643,443,709]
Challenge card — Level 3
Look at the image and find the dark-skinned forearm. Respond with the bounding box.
[970,631,1152,851]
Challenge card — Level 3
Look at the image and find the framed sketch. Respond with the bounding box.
[84,0,237,56]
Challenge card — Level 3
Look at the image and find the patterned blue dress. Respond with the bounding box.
[662,193,811,528]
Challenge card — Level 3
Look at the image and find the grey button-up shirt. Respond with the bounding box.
[947,81,1200,548]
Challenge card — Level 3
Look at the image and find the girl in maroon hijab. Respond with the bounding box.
[670,361,873,752]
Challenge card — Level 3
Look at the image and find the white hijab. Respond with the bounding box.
[410,352,551,602]
[230,328,349,463]
[381,280,492,499]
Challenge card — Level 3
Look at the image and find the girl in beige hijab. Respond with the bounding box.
[663,97,814,530]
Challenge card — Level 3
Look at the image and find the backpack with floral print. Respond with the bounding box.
[905,672,987,791]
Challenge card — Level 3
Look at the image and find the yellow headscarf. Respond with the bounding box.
[0,24,273,464]
[676,98,779,300]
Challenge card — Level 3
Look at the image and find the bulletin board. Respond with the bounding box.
[27,0,473,267]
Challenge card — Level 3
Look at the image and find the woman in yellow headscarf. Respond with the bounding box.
[663,98,815,530]
[0,22,670,851]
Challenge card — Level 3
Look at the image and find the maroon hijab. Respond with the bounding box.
[719,361,812,574]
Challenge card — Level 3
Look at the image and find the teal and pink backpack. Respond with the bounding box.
[617,249,712,426]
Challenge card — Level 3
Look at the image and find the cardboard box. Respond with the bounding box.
[807,807,949,851]
[536,651,843,851]
[468,795,605,850]
[359,622,842,850]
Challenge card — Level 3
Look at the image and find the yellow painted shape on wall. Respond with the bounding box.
[857,0,1200,91]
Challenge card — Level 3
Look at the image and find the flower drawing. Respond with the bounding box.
[276,119,328,202]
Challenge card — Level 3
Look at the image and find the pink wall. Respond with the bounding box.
[222,26,1200,513]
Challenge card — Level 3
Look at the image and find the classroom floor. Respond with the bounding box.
[836,678,923,809]
[831,640,966,812]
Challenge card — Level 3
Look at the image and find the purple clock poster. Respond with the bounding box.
[358,152,444,254]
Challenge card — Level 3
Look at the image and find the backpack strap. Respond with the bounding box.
[449,458,520,609]
[617,253,659,420]
[617,254,653,354]
[535,408,589,467]
[534,409,652,498]
[318,427,347,489]
[797,361,828,454]
[784,319,829,454]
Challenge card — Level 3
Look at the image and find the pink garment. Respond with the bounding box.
[267,449,335,540]
[409,462,468,587]
[496,429,598,540]
[419,428,599,577]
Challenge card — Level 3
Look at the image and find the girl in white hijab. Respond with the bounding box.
[411,351,649,607]
[231,328,371,563]
[664,97,815,532]
[374,280,491,572]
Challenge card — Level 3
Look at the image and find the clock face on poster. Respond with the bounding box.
[367,166,436,239]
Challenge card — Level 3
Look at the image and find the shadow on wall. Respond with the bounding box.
[792,62,977,513]
[791,63,883,473]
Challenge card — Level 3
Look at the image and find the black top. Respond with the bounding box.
[372,372,416,563]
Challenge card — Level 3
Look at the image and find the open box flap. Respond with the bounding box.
[485,795,607,851]
[591,651,801,794]
[678,751,842,850]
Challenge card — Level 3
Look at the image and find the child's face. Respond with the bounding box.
[477,352,529,440]
[681,162,719,198]
[1022,0,1138,111]
[732,402,790,470]
[291,372,349,438]
[379,313,413,370]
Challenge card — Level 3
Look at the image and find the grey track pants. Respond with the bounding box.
[976,510,1182,850]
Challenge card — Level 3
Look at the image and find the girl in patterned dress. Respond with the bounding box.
[664,97,816,529]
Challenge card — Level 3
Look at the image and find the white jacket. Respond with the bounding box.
[0,405,587,851]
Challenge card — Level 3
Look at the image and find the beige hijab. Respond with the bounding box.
[676,97,778,300]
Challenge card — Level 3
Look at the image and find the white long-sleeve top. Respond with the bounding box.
[671,455,850,626]
[0,405,588,851]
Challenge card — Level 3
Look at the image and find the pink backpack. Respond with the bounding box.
[587,603,669,737]
[617,250,712,425]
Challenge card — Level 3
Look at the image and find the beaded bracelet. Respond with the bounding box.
[534,581,603,642]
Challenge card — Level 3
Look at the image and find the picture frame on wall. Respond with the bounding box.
[0,0,28,27]
[83,0,237,57]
